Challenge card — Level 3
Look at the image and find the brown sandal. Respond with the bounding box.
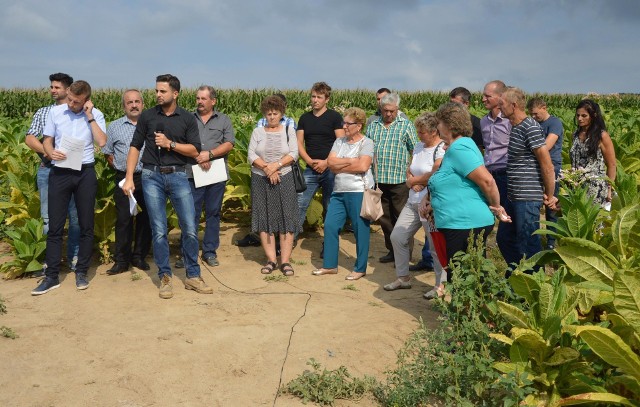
[280,263,294,276]
[261,261,277,274]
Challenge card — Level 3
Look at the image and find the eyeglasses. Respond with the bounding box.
[343,121,358,126]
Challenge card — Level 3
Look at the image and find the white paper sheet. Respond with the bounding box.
[118,178,139,216]
[192,159,228,188]
[55,135,84,171]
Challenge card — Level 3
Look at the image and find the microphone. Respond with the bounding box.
[156,123,164,151]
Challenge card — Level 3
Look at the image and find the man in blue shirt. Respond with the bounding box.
[527,97,564,250]
[32,80,107,295]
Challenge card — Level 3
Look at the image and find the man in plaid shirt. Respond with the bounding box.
[24,72,80,275]
[366,92,419,263]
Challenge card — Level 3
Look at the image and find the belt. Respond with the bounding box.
[489,168,507,176]
[143,164,185,174]
[81,163,95,169]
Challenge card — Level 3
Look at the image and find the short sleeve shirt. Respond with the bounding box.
[297,109,343,160]
[428,137,494,229]
[407,141,445,204]
[540,115,564,169]
[331,137,374,193]
[507,117,546,202]
[366,116,419,184]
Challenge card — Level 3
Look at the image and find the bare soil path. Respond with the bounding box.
[0,223,441,407]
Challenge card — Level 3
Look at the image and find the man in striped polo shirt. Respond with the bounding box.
[499,87,557,276]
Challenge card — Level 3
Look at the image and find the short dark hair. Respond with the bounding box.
[274,92,287,106]
[260,95,287,115]
[156,74,181,92]
[449,87,471,104]
[376,87,391,95]
[49,73,73,87]
[68,80,91,98]
[311,81,332,98]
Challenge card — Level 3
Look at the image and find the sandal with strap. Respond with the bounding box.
[280,263,294,276]
[261,261,278,274]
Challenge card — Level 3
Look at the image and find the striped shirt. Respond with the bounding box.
[256,115,296,130]
[366,116,419,184]
[103,116,144,172]
[507,117,545,201]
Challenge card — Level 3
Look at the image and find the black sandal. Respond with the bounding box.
[261,261,277,274]
[280,263,294,276]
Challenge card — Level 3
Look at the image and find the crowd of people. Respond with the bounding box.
[24,73,617,300]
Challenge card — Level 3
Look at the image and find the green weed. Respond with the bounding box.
[1,326,18,339]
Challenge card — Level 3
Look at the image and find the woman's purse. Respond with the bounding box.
[360,153,383,221]
[285,124,307,193]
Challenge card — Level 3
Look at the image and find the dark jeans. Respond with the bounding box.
[379,183,410,252]
[440,225,493,282]
[45,166,97,279]
[114,171,151,266]
[297,166,335,236]
[545,166,561,247]
[190,179,226,259]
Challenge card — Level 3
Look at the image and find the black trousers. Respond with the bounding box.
[440,225,494,282]
[378,183,410,252]
[113,171,151,266]
[45,166,97,278]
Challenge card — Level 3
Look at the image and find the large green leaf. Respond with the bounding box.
[543,347,580,366]
[575,326,640,382]
[497,301,529,329]
[556,238,617,284]
[509,272,541,305]
[614,272,640,333]
[611,204,640,260]
[552,392,637,406]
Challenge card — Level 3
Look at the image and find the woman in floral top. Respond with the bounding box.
[569,99,616,207]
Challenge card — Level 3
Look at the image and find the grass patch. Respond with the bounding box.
[263,274,289,283]
[1,326,18,339]
[342,284,358,291]
[367,301,383,307]
[131,272,142,281]
[280,358,377,406]
[0,295,6,315]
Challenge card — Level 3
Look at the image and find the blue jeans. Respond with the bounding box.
[297,167,335,235]
[545,166,561,247]
[37,165,80,261]
[142,169,200,279]
[190,179,226,259]
[323,192,370,273]
[500,199,543,276]
[420,234,434,266]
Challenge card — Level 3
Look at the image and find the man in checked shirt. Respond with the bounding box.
[24,72,80,275]
[102,89,152,275]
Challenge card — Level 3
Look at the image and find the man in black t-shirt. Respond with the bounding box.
[296,82,344,255]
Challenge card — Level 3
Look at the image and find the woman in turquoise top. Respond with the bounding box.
[421,102,510,282]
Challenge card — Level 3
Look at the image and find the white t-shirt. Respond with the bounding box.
[407,141,445,204]
[331,137,375,193]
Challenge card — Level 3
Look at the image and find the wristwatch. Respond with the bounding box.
[209,151,215,161]
[169,141,176,151]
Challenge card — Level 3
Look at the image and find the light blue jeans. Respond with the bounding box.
[141,169,200,279]
[297,167,335,236]
[37,165,79,262]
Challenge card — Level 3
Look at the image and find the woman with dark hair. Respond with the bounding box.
[248,95,300,276]
[570,99,616,207]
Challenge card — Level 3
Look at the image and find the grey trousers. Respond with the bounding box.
[390,202,446,287]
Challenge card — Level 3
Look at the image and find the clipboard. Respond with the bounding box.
[192,159,228,188]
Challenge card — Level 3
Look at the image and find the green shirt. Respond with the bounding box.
[366,116,418,184]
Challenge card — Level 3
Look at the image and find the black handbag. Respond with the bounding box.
[286,124,307,193]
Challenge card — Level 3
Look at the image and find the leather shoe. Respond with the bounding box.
[379,252,394,263]
[107,263,129,276]
[235,233,261,247]
[203,256,219,267]
[131,259,150,271]
[409,260,433,272]
[175,258,184,269]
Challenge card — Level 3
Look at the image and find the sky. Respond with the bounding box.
[1,0,639,95]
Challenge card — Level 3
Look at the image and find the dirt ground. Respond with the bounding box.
[0,223,442,407]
